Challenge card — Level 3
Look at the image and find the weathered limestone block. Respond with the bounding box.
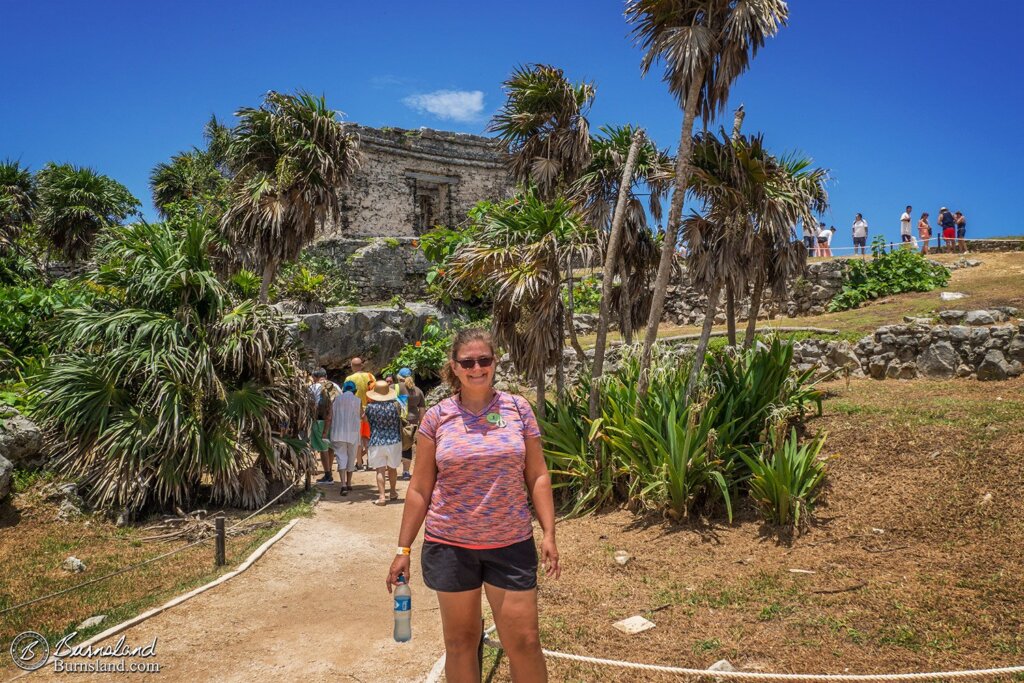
[977,350,1014,381]
[0,408,44,469]
[917,341,959,379]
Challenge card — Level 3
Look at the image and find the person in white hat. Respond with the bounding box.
[363,379,403,505]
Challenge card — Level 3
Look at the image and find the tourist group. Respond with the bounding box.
[306,357,425,506]
[801,206,969,258]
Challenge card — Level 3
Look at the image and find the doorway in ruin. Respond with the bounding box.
[406,171,456,234]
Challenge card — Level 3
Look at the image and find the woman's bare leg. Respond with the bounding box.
[437,589,483,683]
[484,584,546,682]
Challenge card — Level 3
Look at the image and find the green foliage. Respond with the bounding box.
[272,252,352,306]
[539,338,826,525]
[33,215,312,513]
[35,163,140,262]
[828,237,950,312]
[419,224,483,306]
[381,321,450,378]
[383,237,400,249]
[0,279,94,382]
[563,275,601,314]
[229,269,261,299]
[741,429,828,527]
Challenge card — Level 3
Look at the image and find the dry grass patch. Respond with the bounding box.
[483,377,1024,681]
[0,482,315,674]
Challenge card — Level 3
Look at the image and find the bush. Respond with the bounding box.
[34,216,312,513]
[828,237,950,312]
[539,338,827,525]
[273,252,352,307]
[419,223,485,307]
[563,275,601,314]
[380,321,450,378]
[741,428,828,527]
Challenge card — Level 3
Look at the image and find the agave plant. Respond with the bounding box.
[35,215,312,513]
[741,428,828,528]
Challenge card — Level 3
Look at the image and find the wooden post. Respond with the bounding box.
[215,517,225,567]
[305,470,311,492]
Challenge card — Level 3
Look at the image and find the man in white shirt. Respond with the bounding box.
[852,213,869,257]
[899,205,912,248]
[331,381,363,494]
[802,222,816,254]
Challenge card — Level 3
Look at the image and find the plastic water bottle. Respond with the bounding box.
[393,573,412,642]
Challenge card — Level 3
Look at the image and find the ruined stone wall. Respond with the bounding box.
[325,125,512,239]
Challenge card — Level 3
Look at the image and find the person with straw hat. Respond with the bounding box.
[364,379,403,505]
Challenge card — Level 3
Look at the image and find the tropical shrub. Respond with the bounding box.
[539,339,827,525]
[381,321,450,378]
[563,275,601,314]
[33,215,312,514]
[828,237,950,312]
[272,252,352,307]
[419,223,484,306]
[741,428,828,527]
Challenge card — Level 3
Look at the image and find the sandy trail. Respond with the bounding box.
[31,472,443,683]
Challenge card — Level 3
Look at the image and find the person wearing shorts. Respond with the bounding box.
[387,328,560,682]
[955,211,968,253]
[330,381,362,495]
[852,213,869,256]
[364,380,403,505]
[344,357,375,470]
[900,205,913,246]
[398,367,424,480]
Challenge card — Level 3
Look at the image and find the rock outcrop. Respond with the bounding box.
[0,408,44,469]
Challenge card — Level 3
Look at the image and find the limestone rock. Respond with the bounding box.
[295,303,446,371]
[918,342,958,379]
[965,310,996,326]
[948,325,971,343]
[76,615,106,630]
[1008,336,1024,362]
[977,350,1012,381]
[0,408,44,469]
[62,556,86,573]
[708,659,736,672]
[0,454,12,500]
[938,310,965,324]
[940,291,968,301]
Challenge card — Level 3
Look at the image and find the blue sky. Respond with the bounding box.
[3,0,1023,250]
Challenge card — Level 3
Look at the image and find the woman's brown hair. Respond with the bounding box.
[442,327,495,393]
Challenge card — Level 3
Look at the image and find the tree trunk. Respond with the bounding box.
[535,364,547,422]
[743,269,765,350]
[637,76,704,401]
[725,285,737,346]
[725,106,745,348]
[619,261,633,345]
[259,257,277,304]
[590,130,644,423]
[555,314,566,398]
[685,283,722,399]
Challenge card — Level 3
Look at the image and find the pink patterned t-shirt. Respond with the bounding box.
[419,391,541,549]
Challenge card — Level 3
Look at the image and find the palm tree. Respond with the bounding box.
[681,127,827,395]
[34,163,139,262]
[35,214,312,514]
[574,125,673,343]
[625,0,789,398]
[0,160,36,254]
[489,64,596,393]
[150,149,228,218]
[488,64,595,201]
[221,90,361,302]
[447,191,597,420]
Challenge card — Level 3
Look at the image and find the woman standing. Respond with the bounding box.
[398,368,424,481]
[386,328,560,682]
[364,380,403,505]
[918,212,932,255]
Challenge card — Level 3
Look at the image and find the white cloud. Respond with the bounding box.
[402,90,485,122]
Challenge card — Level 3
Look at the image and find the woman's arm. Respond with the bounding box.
[524,436,561,579]
[386,431,438,591]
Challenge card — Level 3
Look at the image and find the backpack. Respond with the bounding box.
[315,380,337,420]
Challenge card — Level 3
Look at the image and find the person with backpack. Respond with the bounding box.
[309,368,338,483]
[938,207,956,251]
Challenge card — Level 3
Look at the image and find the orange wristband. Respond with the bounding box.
[396,546,411,556]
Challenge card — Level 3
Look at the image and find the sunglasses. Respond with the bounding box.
[455,356,494,369]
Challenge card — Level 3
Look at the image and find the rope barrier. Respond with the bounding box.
[482,630,1024,681]
[0,482,297,616]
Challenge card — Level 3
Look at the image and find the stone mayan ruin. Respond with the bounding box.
[326,125,512,238]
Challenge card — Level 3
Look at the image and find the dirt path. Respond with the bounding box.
[32,472,444,682]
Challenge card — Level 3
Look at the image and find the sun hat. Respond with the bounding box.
[398,368,413,378]
[342,381,357,393]
[366,379,398,402]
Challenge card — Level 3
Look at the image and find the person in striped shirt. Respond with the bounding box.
[387,327,560,682]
